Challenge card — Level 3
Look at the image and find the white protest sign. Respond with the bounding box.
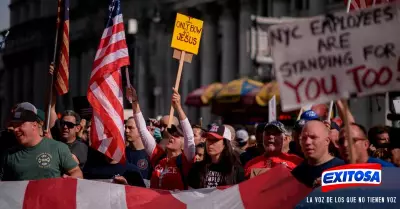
[269,2,400,111]
[268,95,276,122]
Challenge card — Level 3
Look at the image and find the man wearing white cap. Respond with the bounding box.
[235,129,249,155]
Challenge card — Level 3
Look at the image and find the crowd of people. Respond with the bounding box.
[0,83,399,191]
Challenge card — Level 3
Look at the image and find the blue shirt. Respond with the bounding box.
[125,148,152,180]
[292,157,345,188]
[367,157,395,167]
[83,163,145,187]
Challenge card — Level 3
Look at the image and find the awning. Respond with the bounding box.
[185,83,224,107]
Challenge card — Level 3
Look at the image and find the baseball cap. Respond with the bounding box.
[204,124,231,141]
[293,119,307,132]
[264,121,288,134]
[235,129,249,146]
[15,102,38,114]
[10,109,38,123]
[300,110,320,121]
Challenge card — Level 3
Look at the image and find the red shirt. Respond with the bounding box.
[244,153,303,179]
[150,145,191,190]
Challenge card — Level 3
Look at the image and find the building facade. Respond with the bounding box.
[0,0,390,129]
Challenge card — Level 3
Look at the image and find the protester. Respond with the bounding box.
[0,106,82,180]
[235,129,249,154]
[240,123,265,165]
[83,148,145,187]
[192,124,206,145]
[368,125,390,148]
[158,115,180,150]
[338,123,395,167]
[188,124,244,188]
[292,120,345,188]
[58,110,88,169]
[129,86,195,190]
[195,142,205,162]
[124,116,152,180]
[244,121,302,179]
[290,119,306,157]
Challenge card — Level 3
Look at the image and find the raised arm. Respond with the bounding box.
[171,88,195,162]
[335,100,355,124]
[127,86,156,156]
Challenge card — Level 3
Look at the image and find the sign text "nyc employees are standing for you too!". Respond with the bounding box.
[269,2,400,111]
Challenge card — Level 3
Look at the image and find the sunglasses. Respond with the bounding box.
[60,120,78,129]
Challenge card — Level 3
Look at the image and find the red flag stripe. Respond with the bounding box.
[23,178,77,209]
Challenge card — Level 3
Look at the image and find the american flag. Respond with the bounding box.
[345,0,395,11]
[55,0,70,95]
[87,0,130,163]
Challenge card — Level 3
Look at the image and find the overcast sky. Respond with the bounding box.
[0,0,10,31]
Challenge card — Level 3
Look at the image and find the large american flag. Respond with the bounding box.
[55,0,70,95]
[345,0,395,11]
[0,166,312,209]
[87,0,130,163]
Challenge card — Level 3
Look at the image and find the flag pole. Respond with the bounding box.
[44,0,62,132]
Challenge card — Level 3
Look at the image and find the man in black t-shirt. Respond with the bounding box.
[292,120,345,188]
[55,110,88,170]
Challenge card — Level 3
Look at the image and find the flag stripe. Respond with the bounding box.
[101,14,124,39]
[95,33,129,61]
[77,179,127,209]
[0,181,28,209]
[22,178,77,209]
[90,76,124,141]
[90,49,129,84]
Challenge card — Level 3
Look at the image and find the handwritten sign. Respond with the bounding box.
[269,2,400,111]
[268,95,276,122]
[171,13,203,55]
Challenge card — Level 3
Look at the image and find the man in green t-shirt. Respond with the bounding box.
[0,106,82,181]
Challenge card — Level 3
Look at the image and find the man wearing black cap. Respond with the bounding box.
[0,106,82,180]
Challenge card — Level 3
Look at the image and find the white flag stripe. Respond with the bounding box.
[90,81,125,141]
[173,185,245,209]
[95,31,127,60]
[112,147,123,162]
[91,49,129,78]
[101,14,124,39]
[77,179,128,209]
[0,181,28,209]
[104,72,125,140]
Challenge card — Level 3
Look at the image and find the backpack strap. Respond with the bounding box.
[176,154,188,190]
